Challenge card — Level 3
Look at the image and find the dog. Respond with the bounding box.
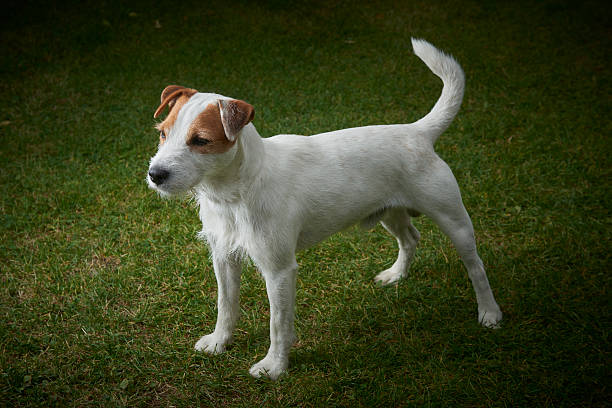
[147,39,502,380]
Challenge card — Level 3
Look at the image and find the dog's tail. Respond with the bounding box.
[411,38,465,145]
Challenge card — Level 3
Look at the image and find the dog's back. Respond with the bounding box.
[256,38,467,249]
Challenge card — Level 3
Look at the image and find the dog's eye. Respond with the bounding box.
[159,130,166,141]
[192,137,210,146]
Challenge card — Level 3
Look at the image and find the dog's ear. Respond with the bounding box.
[154,85,197,118]
[217,99,255,142]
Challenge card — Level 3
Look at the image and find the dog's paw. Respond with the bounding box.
[479,307,503,329]
[194,332,231,354]
[249,355,288,381]
[374,266,406,286]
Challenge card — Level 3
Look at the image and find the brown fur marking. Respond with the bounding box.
[219,99,255,141]
[160,85,187,103]
[187,103,236,154]
[154,86,197,145]
[154,86,197,118]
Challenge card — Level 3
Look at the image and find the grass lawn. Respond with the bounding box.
[1,0,609,406]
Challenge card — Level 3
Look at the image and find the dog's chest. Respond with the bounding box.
[197,197,259,253]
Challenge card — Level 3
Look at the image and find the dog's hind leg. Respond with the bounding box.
[375,208,421,285]
[417,164,502,328]
[429,207,502,328]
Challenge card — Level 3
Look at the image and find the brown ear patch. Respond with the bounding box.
[154,85,197,118]
[160,85,187,103]
[154,86,197,145]
[186,103,236,154]
[218,99,255,142]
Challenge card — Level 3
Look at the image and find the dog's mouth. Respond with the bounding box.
[146,167,196,198]
[147,166,174,195]
[147,178,171,197]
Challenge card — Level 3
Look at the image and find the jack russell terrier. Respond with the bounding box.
[147,39,502,380]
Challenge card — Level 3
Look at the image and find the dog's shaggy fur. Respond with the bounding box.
[147,39,502,380]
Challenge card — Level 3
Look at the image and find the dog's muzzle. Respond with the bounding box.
[148,166,170,185]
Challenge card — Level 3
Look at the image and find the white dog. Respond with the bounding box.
[147,39,502,380]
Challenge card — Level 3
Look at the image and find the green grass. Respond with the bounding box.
[1,0,610,406]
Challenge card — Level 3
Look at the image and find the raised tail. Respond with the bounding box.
[411,38,465,145]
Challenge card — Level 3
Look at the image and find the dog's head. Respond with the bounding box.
[147,85,254,196]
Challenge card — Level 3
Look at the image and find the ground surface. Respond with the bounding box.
[1,0,610,406]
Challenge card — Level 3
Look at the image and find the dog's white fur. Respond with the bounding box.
[147,39,502,380]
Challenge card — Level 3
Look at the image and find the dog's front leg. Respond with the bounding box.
[249,260,298,380]
[195,252,242,354]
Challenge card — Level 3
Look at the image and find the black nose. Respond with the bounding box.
[148,167,170,185]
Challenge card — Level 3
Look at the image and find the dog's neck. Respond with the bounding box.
[194,123,265,204]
